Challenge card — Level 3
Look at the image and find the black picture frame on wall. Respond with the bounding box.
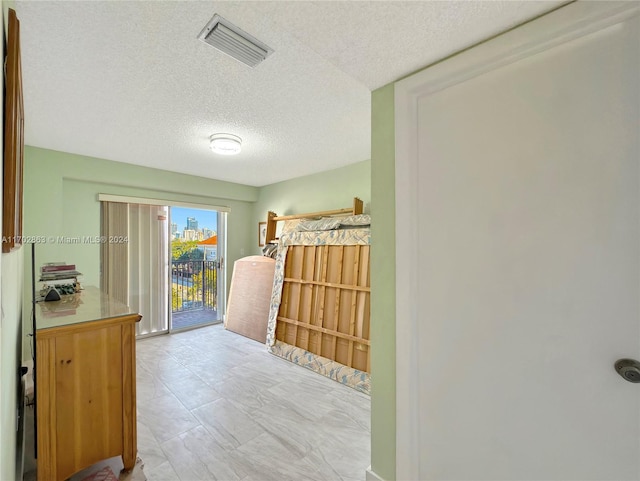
[258,222,267,247]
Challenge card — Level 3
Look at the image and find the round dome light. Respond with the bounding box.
[209,133,242,155]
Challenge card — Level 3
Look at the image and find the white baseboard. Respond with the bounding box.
[366,466,386,481]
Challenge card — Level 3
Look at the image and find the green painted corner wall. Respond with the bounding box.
[252,160,371,254]
[371,83,396,481]
[22,146,259,356]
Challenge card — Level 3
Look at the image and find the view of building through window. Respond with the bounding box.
[170,206,217,259]
[170,207,219,318]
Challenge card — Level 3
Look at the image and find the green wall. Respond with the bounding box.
[370,84,396,481]
[22,146,258,354]
[253,160,371,254]
[1,2,24,481]
[0,248,24,481]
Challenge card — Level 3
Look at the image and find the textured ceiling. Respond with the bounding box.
[15,1,563,187]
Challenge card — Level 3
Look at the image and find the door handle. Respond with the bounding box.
[614,359,640,383]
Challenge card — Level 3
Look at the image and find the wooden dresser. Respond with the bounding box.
[35,287,141,481]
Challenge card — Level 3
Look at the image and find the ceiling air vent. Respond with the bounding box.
[197,14,273,68]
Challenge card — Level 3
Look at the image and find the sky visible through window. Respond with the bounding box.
[171,206,217,234]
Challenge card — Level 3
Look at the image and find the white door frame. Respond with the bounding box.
[217,210,227,322]
[394,2,640,479]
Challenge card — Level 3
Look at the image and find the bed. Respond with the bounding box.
[264,198,371,394]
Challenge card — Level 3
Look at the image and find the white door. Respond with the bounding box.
[395,2,640,480]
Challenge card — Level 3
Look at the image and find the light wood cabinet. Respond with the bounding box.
[35,288,141,481]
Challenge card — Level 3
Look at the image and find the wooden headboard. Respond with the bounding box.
[265,197,363,244]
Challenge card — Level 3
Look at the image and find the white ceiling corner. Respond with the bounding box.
[15,0,564,187]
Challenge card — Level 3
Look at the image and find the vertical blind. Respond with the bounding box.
[101,201,169,336]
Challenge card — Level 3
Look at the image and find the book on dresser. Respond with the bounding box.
[39,262,82,296]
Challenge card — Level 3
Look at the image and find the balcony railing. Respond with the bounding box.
[171,260,217,313]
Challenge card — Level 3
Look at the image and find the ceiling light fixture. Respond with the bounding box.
[209,133,242,155]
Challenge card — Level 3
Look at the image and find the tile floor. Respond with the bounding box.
[171,308,219,330]
[136,325,371,481]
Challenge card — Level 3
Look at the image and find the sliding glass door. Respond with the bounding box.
[100,196,227,337]
[169,206,226,332]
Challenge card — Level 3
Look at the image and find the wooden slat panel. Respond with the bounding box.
[275,241,370,372]
[277,316,371,345]
[330,246,344,361]
[335,338,350,366]
[355,245,371,339]
[289,247,305,345]
[277,248,289,345]
[353,245,371,372]
[282,278,370,293]
[284,247,294,345]
[338,247,357,334]
[347,245,361,367]
[364,290,371,373]
[316,246,329,357]
[275,317,286,341]
[277,248,293,344]
[353,342,369,372]
[321,246,341,358]
[297,246,316,350]
[308,246,322,355]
